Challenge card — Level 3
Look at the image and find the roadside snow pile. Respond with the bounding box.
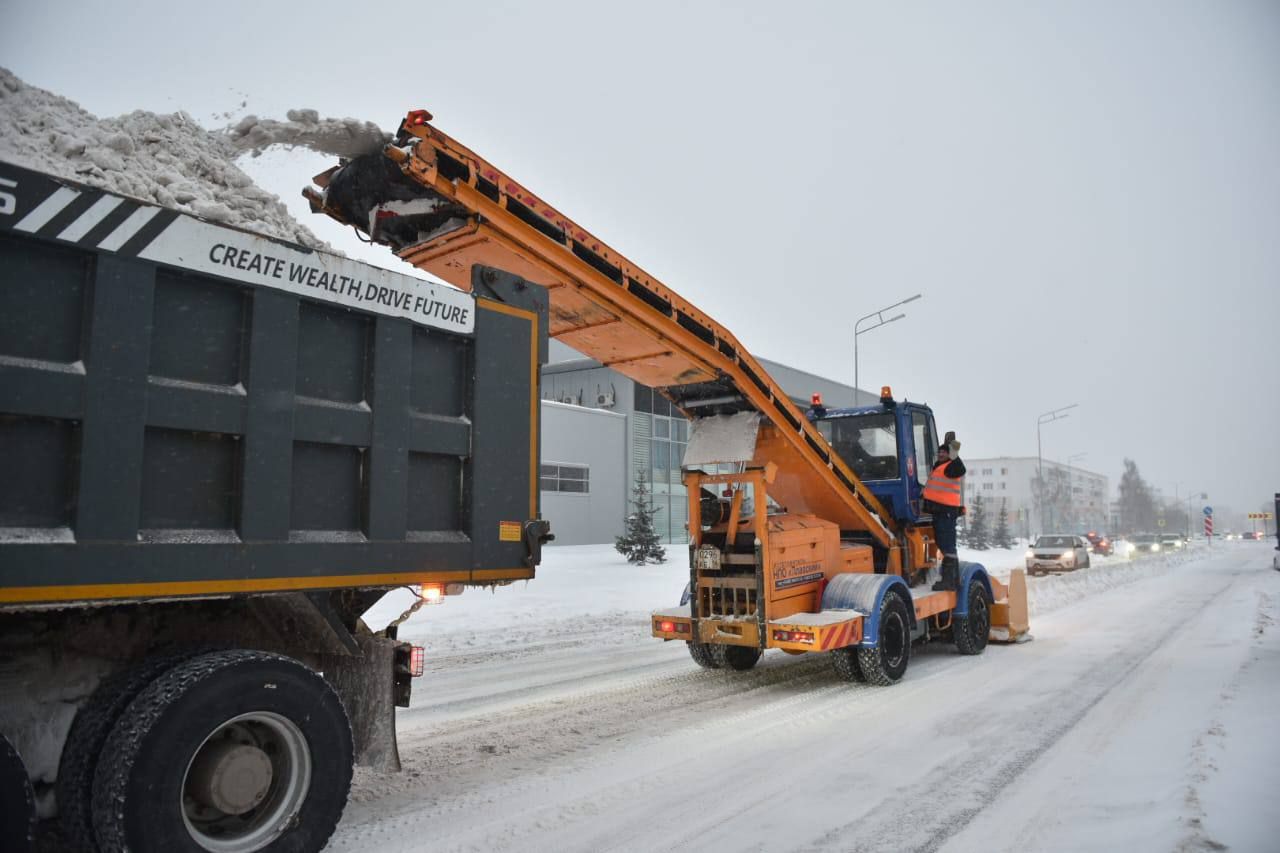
[0,67,337,249]
[1026,551,1190,618]
[227,110,389,160]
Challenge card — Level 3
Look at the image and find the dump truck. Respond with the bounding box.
[304,109,1030,689]
[0,161,551,851]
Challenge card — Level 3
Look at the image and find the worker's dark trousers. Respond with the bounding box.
[933,509,959,558]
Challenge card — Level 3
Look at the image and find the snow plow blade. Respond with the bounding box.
[988,569,1031,643]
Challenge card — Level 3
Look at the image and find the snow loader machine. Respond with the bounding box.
[305,108,1031,686]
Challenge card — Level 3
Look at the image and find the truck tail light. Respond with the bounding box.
[660,620,675,632]
[410,645,425,677]
[420,583,444,604]
[773,630,815,644]
[655,620,689,634]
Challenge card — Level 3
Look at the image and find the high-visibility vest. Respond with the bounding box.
[922,461,963,507]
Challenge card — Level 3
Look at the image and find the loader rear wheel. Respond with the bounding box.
[687,642,721,669]
[715,645,762,671]
[857,591,911,686]
[92,650,352,853]
[954,580,991,656]
[831,647,867,683]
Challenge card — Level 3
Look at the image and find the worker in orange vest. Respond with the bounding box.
[923,434,966,591]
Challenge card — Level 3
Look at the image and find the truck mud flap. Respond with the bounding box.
[318,634,402,772]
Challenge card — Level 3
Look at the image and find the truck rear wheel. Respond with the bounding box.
[58,653,195,850]
[830,647,867,683]
[856,591,911,685]
[954,580,991,656]
[687,641,721,669]
[1,734,35,853]
[92,650,353,853]
[715,645,762,671]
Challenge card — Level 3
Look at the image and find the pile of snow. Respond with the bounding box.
[0,68,388,251]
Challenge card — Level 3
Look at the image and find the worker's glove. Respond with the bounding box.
[959,506,967,516]
[948,440,961,455]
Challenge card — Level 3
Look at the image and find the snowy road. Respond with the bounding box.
[335,544,1280,852]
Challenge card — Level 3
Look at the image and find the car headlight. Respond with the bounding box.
[1153,543,1161,552]
[1025,550,1034,560]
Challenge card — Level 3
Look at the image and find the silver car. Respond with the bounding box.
[1025,535,1092,574]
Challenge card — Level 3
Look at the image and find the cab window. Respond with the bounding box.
[816,414,899,481]
[912,411,935,486]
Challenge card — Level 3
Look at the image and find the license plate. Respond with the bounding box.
[695,546,721,572]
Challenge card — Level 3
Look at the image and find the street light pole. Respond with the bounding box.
[854,293,921,404]
[1037,404,1078,535]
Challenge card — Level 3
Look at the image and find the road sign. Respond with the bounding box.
[1203,506,1213,516]
[1246,512,1273,520]
[1157,518,1166,528]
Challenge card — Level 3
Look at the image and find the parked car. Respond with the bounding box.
[1084,532,1114,556]
[1025,535,1092,574]
[1130,533,1162,554]
[1159,533,1185,551]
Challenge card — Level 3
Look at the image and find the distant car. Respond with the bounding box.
[1084,532,1114,556]
[1243,531,1263,541]
[1130,533,1162,554]
[1025,535,1092,574]
[1159,534,1184,551]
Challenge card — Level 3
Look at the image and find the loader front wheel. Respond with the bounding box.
[687,642,721,669]
[857,591,911,685]
[954,580,991,656]
[715,645,762,671]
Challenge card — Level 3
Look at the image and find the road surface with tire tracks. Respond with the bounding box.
[330,545,1280,852]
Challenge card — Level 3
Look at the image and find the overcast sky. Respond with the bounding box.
[3,0,1278,524]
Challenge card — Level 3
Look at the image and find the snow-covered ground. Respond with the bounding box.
[338,540,1280,852]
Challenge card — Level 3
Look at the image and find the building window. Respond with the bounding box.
[982,483,994,491]
[1000,467,1008,475]
[541,463,590,494]
[982,468,993,476]
[1000,482,1007,490]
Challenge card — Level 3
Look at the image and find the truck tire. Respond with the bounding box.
[856,591,911,686]
[715,645,762,671]
[58,653,196,851]
[92,650,353,853]
[954,580,991,656]
[1,734,36,853]
[687,641,721,669]
[830,647,867,683]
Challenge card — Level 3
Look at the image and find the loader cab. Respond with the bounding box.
[807,388,939,525]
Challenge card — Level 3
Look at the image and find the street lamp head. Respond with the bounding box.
[887,313,906,324]
[902,293,923,305]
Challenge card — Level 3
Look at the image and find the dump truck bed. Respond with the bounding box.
[0,162,549,608]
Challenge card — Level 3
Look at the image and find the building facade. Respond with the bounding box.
[962,457,1110,538]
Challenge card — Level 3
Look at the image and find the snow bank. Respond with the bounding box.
[0,67,381,251]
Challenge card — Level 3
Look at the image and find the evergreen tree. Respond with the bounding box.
[993,498,1013,549]
[1118,459,1156,533]
[615,471,666,564]
[968,494,990,550]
